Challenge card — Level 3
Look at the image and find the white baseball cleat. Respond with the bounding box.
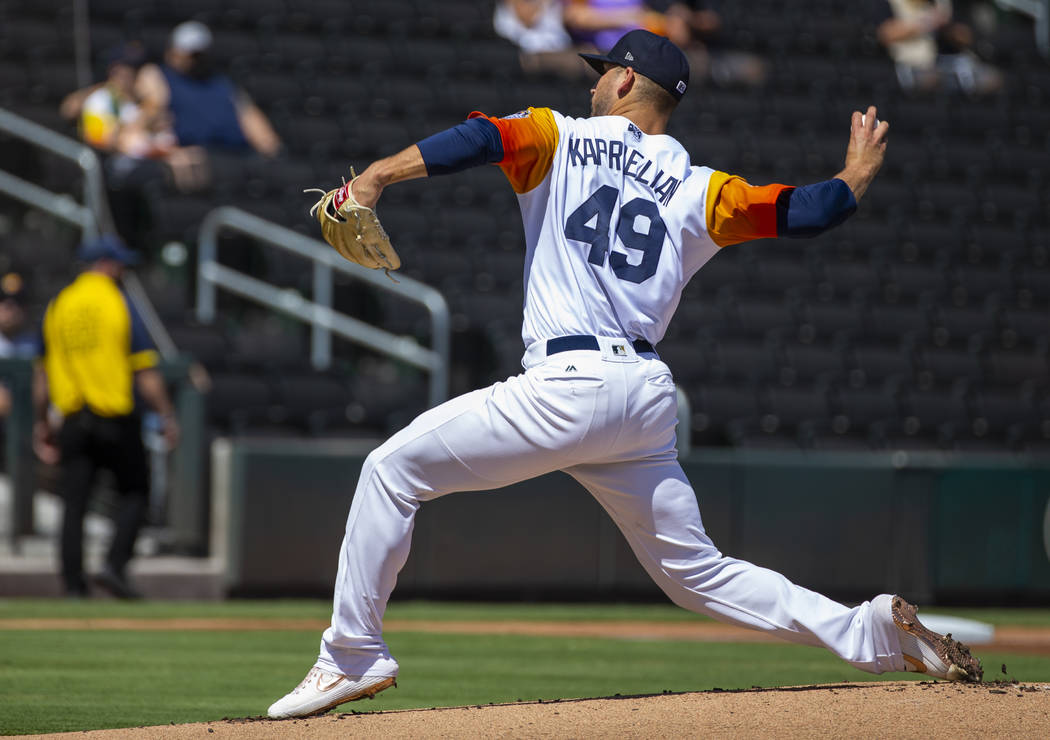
[267,666,396,719]
[891,596,983,682]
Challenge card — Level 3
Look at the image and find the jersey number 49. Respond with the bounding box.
[564,185,666,285]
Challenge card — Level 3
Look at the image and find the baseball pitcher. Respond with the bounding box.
[269,30,981,719]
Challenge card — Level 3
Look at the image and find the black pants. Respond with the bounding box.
[58,410,149,593]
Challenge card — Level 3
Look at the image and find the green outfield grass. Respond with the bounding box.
[1,599,1048,735]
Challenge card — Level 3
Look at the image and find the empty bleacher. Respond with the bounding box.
[1,0,1047,452]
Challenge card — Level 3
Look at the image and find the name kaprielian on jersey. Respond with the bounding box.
[565,135,683,206]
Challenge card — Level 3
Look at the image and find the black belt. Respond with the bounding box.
[545,335,655,356]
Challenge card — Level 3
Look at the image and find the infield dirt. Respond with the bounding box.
[13,681,1050,739]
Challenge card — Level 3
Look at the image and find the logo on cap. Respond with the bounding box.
[624,52,634,61]
[676,81,687,94]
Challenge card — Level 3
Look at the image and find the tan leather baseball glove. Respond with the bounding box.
[306,170,401,274]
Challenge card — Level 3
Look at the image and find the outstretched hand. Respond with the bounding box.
[836,105,889,202]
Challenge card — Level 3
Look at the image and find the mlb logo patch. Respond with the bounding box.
[612,344,626,356]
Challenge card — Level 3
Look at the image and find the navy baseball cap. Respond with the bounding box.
[104,42,146,70]
[580,29,690,101]
[77,234,141,266]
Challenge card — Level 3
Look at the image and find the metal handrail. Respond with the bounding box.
[196,206,451,407]
[0,107,110,234]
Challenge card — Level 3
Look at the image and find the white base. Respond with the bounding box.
[919,615,995,645]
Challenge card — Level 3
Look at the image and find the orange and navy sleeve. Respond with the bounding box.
[705,171,857,248]
[415,108,559,194]
[467,108,559,193]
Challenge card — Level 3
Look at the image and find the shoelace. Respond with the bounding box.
[292,667,322,695]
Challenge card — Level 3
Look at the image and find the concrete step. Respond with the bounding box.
[0,478,225,600]
[0,552,226,599]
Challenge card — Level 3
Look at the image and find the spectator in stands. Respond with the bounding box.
[874,0,1002,94]
[59,40,206,247]
[0,272,36,419]
[649,0,766,87]
[75,43,149,153]
[562,0,674,53]
[494,0,583,77]
[61,42,176,158]
[135,21,281,161]
[35,235,179,599]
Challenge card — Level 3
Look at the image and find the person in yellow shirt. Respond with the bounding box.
[36,235,179,598]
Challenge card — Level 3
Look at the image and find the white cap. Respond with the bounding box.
[171,21,212,54]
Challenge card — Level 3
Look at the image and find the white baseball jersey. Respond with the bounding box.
[468,107,791,351]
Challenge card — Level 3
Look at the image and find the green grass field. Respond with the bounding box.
[2,599,1048,736]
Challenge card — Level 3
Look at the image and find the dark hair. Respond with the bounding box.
[634,73,678,116]
[104,41,146,70]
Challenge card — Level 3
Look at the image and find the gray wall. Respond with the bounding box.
[214,439,1050,604]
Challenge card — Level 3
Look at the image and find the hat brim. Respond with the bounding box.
[114,249,141,266]
[579,52,618,76]
[77,244,141,266]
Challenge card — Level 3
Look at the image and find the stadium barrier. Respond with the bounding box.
[213,439,1050,604]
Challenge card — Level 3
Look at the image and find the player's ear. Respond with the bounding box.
[617,66,636,97]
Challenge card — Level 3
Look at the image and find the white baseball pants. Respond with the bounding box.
[316,340,906,679]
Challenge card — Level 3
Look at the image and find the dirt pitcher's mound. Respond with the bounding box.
[20,681,1050,739]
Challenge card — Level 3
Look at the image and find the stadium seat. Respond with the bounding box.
[901,385,971,436]
[752,257,816,294]
[915,343,984,389]
[970,387,1040,442]
[864,298,936,344]
[346,370,429,435]
[691,383,762,443]
[726,416,801,449]
[835,375,900,417]
[882,260,950,300]
[169,323,234,371]
[205,372,278,433]
[763,383,832,429]
[929,303,998,346]
[780,341,848,385]
[275,372,353,434]
[728,295,797,338]
[795,299,865,344]
[848,343,916,388]
[709,337,780,383]
[1001,307,1050,343]
[985,347,1050,388]
[229,319,311,373]
[953,260,1016,300]
[657,342,710,384]
[818,257,882,295]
